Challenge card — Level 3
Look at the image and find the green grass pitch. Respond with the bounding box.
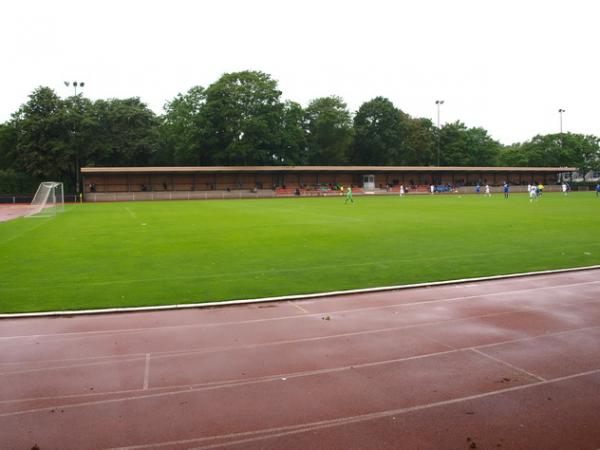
[1,193,599,313]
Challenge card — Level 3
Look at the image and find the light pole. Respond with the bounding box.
[63,81,86,196]
[558,108,565,135]
[64,81,85,96]
[435,100,444,166]
[558,108,566,152]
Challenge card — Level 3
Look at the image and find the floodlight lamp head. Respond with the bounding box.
[73,81,78,87]
[80,82,85,87]
[64,81,70,87]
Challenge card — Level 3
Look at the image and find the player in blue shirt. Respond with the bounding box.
[596,183,600,197]
[503,182,509,199]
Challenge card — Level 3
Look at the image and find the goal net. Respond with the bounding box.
[26,182,65,217]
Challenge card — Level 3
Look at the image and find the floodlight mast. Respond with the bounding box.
[558,108,565,134]
[558,108,566,148]
[63,80,86,194]
[435,100,444,166]
[64,80,85,96]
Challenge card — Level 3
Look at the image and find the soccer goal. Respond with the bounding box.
[25,182,65,218]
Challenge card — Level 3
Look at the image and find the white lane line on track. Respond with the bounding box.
[143,354,150,390]
[103,367,600,450]
[1,299,599,378]
[3,324,600,417]
[2,324,599,411]
[0,356,146,376]
[469,348,547,382]
[2,278,599,342]
[0,305,563,372]
[288,301,309,314]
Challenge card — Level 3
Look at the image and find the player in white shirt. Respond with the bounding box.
[485,184,491,197]
[562,183,568,195]
[399,185,405,197]
[529,184,538,202]
[430,184,435,194]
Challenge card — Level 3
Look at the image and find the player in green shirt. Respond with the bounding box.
[345,186,354,204]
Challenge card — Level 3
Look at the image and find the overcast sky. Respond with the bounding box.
[2,0,598,144]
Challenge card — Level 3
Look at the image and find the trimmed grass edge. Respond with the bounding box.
[2,264,599,319]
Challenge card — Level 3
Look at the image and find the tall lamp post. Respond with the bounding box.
[558,108,565,135]
[64,81,85,96]
[558,108,566,153]
[435,100,444,166]
[558,108,567,183]
[63,81,86,196]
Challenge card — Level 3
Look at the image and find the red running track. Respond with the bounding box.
[1,269,600,450]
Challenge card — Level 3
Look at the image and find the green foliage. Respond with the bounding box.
[11,87,67,179]
[88,97,160,167]
[351,97,408,165]
[498,133,600,176]
[198,71,284,165]
[0,122,17,170]
[439,121,501,166]
[305,96,353,164]
[160,86,207,165]
[278,101,307,165]
[0,71,599,191]
[402,118,437,165]
[0,169,41,194]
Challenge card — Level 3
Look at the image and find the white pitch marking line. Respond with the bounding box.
[288,301,309,314]
[143,354,151,390]
[124,206,137,219]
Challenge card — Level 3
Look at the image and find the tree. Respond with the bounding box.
[87,98,160,167]
[59,95,96,192]
[11,87,68,181]
[504,133,600,178]
[402,117,437,165]
[439,121,500,166]
[497,143,529,167]
[0,122,17,169]
[351,97,408,165]
[305,96,352,164]
[277,101,307,165]
[160,86,207,165]
[198,71,284,165]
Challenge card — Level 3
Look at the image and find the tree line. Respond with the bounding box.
[0,70,598,193]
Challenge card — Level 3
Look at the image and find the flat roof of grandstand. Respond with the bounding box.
[82,166,576,173]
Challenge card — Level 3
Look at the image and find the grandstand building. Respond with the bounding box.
[81,166,575,201]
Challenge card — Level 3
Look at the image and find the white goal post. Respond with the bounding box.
[26,182,65,217]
